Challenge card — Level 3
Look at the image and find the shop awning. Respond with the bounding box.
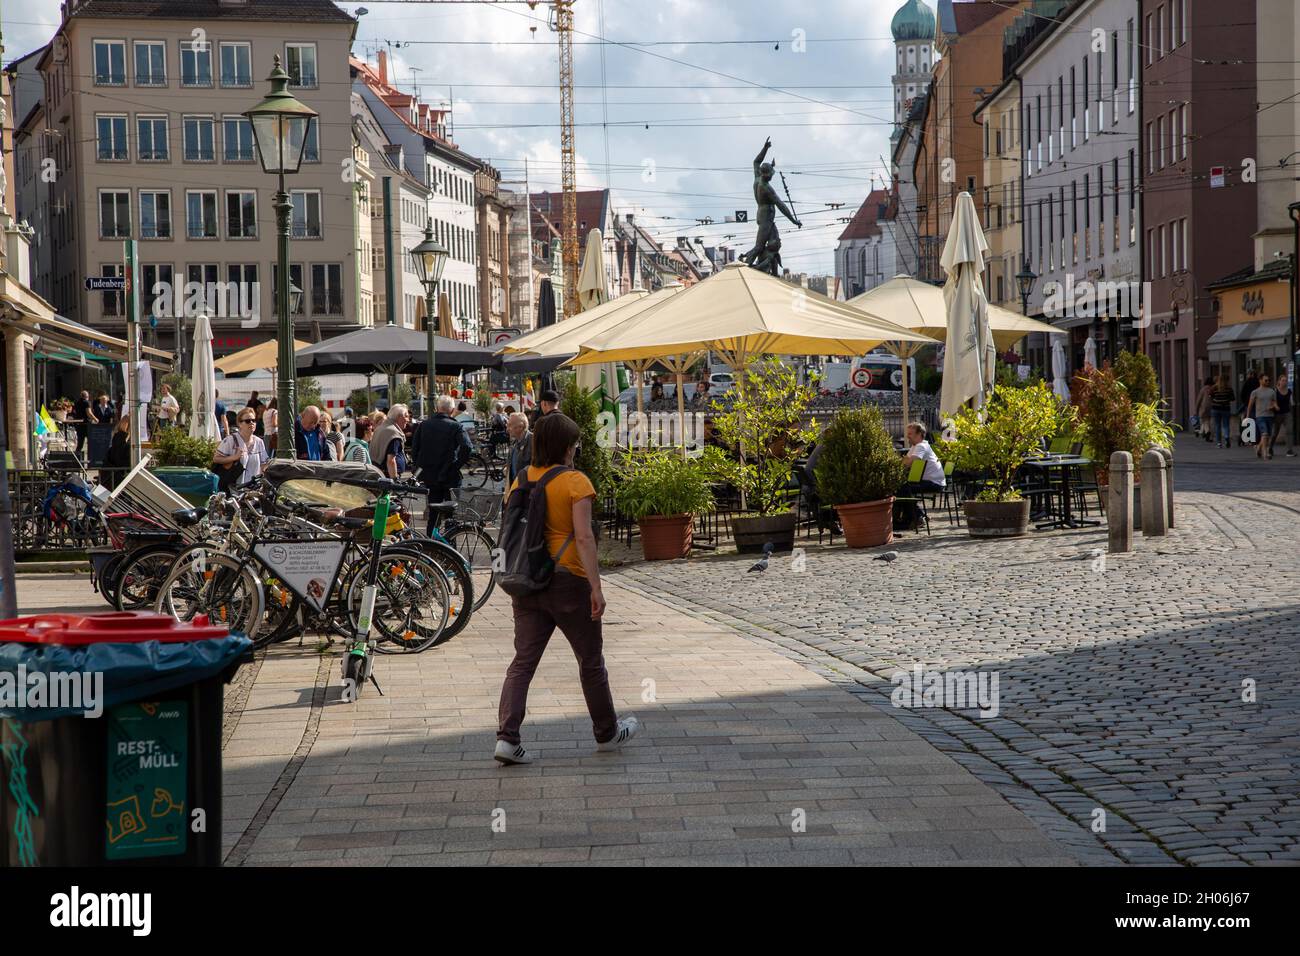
[1206,318,1290,351]
[1,310,174,370]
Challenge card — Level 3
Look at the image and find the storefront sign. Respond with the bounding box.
[1242,290,1265,315]
[1210,166,1225,188]
[106,700,188,860]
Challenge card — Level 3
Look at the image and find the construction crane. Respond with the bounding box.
[382,1,580,317]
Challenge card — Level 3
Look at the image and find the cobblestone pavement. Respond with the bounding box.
[616,436,1300,865]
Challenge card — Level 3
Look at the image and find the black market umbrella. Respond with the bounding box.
[536,278,557,329]
[294,325,500,376]
[500,352,571,376]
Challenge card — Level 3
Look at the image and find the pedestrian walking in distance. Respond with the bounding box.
[494,412,640,765]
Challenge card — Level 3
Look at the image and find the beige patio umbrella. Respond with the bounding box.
[938,192,996,416]
[213,337,310,374]
[497,285,686,416]
[569,263,936,494]
[849,274,1063,426]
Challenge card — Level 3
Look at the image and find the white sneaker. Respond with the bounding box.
[596,716,642,752]
[494,740,534,765]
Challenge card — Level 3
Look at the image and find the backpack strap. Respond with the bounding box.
[534,466,575,563]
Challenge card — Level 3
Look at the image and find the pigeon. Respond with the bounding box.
[873,550,899,562]
[747,541,776,573]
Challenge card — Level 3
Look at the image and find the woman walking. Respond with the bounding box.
[494,412,640,765]
[1246,373,1279,460]
[263,398,279,455]
[1210,374,1234,448]
[1272,372,1293,457]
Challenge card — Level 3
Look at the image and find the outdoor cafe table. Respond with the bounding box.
[1022,455,1098,531]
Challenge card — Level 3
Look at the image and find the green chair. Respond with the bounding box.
[897,458,931,536]
[1048,435,1072,455]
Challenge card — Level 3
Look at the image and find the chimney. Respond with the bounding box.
[377,49,388,86]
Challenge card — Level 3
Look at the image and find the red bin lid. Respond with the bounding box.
[0,612,230,645]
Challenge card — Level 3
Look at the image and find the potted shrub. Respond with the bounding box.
[614,449,714,560]
[949,381,1074,537]
[709,357,816,553]
[813,407,905,547]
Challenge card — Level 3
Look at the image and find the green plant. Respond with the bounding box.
[161,372,192,419]
[1113,351,1159,406]
[472,389,493,418]
[1132,400,1177,456]
[1075,366,1136,471]
[949,381,1075,502]
[708,357,816,516]
[994,359,1045,390]
[614,449,714,519]
[913,364,942,395]
[813,406,906,506]
[150,427,218,468]
[559,375,613,498]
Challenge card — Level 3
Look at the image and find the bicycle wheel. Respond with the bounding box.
[260,575,307,645]
[154,549,264,640]
[114,544,185,611]
[461,454,490,490]
[95,552,127,608]
[444,524,497,612]
[382,537,475,644]
[345,550,450,653]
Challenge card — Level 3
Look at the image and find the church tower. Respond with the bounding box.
[891,0,936,136]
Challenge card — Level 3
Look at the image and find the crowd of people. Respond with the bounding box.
[1194,367,1293,459]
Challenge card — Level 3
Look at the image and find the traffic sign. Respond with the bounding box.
[1210,166,1225,188]
[491,327,521,346]
[850,367,872,389]
[85,276,129,292]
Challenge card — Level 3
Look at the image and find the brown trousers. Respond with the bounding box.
[498,570,618,745]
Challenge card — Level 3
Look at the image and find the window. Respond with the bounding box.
[1128,149,1137,245]
[141,265,173,320]
[1158,115,1166,169]
[96,115,128,161]
[226,190,257,239]
[180,40,213,87]
[94,40,126,85]
[1071,180,1078,263]
[1082,58,1089,140]
[134,40,165,86]
[1171,218,1180,272]
[1145,14,1154,65]
[137,115,168,161]
[1159,5,1168,58]
[186,190,218,239]
[291,190,322,238]
[1173,0,1182,48]
[99,190,131,239]
[311,263,344,315]
[285,43,318,88]
[187,263,219,315]
[183,115,215,161]
[100,264,125,316]
[227,264,259,318]
[1127,18,1136,113]
[139,190,171,239]
[219,41,252,88]
[1159,224,1167,276]
[272,263,306,316]
[1179,0,1187,45]
[223,116,255,162]
[1180,104,1189,159]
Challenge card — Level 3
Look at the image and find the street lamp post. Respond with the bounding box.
[1016,258,1038,366]
[411,220,449,414]
[244,56,318,458]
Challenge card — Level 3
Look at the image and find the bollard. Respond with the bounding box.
[1156,446,1174,529]
[1140,449,1168,536]
[1108,451,1133,553]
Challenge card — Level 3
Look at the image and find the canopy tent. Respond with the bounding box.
[938,192,996,416]
[568,262,935,490]
[213,337,311,374]
[848,274,1063,426]
[294,324,500,377]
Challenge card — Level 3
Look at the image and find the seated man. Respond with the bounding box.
[896,421,944,530]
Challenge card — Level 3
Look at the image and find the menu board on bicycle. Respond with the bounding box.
[252,539,349,612]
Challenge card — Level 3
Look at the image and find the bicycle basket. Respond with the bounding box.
[453,490,501,525]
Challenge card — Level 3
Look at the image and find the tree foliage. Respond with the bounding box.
[813,406,906,506]
[949,382,1075,502]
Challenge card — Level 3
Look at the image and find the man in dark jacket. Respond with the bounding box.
[526,389,559,430]
[412,395,474,530]
[294,405,335,461]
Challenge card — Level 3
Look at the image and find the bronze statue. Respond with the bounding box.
[740,137,801,275]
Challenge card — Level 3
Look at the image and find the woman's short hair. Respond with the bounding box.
[355,417,373,438]
[532,412,581,467]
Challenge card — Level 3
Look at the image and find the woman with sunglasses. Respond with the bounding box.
[212,409,269,489]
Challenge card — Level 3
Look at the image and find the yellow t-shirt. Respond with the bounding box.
[507,465,596,578]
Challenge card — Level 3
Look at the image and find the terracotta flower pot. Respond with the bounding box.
[835,498,894,548]
[963,499,1031,537]
[731,511,796,553]
[638,513,693,560]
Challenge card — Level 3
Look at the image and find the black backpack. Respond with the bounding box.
[498,465,573,598]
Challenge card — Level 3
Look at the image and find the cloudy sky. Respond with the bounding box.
[4,0,913,275]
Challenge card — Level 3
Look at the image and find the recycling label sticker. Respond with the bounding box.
[105,700,188,859]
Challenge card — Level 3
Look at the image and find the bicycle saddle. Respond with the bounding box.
[171,507,207,527]
[428,501,458,514]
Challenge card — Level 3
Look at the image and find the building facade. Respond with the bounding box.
[975,79,1024,328]
[475,164,511,338]
[836,186,900,298]
[33,0,359,359]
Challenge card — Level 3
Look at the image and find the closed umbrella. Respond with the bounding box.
[1051,338,1071,403]
[189,314,220,440]
[575,229,618,418]
[536,279,557,329]
[938,192,996,417]
[1084,336,1098,370]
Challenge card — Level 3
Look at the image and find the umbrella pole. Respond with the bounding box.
[901,348,910,438]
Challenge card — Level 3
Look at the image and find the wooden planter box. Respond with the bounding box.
[637,513,693,560]
[731,511,796,553]
[835,498,894,548]
[963,499,1031,537]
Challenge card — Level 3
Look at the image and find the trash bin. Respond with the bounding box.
[0,612,251,867]
[151,467,218,507]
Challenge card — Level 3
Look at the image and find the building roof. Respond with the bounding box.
[530,189,610,245]
[1206,258,1292,291]
[891,0,937,42]
[838,188,897,242]
[952,0,1005,34]
[63,0,354,21]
